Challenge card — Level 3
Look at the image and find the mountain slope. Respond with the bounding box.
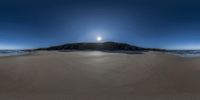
[37,42,165,51]
[38,42,144,51]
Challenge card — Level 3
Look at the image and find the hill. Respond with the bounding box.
[37,42,165,51]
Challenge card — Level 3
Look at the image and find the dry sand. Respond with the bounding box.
[0,51,200,100]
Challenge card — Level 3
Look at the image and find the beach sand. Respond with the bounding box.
[0,51,200,100]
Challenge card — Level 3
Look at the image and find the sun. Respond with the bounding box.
[96,36,102,42]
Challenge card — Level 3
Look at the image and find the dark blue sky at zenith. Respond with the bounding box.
[0,0,200,50]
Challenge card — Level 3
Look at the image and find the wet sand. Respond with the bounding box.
[0,51,200,100]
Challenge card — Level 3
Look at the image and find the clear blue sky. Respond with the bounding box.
[1,0,200,50]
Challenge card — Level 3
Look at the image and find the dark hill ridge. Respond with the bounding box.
[37,42,164,51]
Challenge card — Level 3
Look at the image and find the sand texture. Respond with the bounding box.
[0,51,200,100]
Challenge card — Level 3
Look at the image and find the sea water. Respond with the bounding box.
[167,50,200,57]
[0,50,29,57]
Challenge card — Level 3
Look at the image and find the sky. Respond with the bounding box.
[0,0,200,50]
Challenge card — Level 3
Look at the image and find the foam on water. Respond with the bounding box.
[0,50,29,57]
[167,50,200,58]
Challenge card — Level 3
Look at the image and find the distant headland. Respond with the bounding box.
[37,41,165,51]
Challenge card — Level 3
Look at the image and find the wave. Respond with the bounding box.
[0,50,29,57]
[167,50,200,57]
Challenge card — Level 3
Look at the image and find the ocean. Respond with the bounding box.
[0,50,29,57]
[167,50,200,57]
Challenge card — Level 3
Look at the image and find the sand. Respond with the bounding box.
[0,51,200,100]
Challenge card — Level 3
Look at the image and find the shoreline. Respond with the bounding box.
[0,50,198,58]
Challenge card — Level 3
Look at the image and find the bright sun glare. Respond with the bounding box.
[96,36,102,42]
